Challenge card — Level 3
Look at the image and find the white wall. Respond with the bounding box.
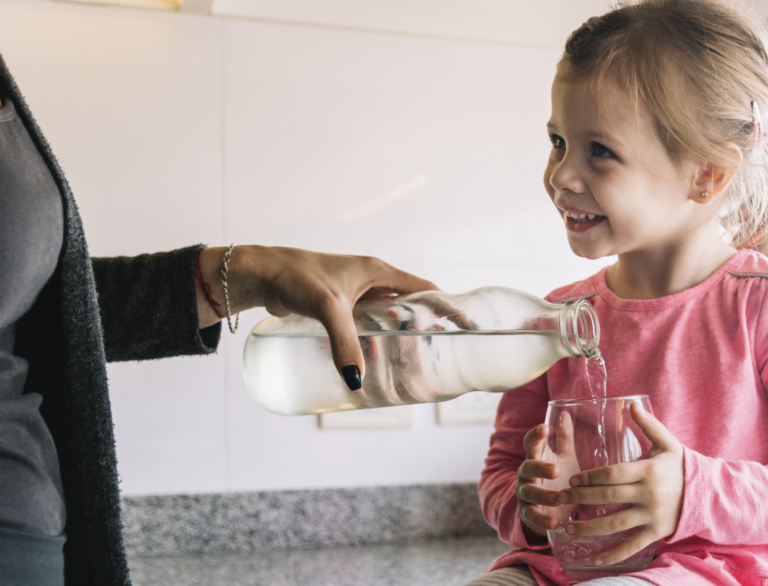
[0,0,613,495]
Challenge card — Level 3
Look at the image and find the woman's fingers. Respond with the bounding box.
[593,528,658,568]
[315,257,437,389]
[314,296,366,390]
[368,260,439,296]
[415,297,474,330]
[280,254,437,390]
[564,507,649,538]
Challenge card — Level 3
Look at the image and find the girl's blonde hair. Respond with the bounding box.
[558,0,768,251]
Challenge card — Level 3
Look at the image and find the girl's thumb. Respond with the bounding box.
[630,401,675,454]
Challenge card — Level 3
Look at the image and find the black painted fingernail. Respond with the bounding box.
[341,365,362,391]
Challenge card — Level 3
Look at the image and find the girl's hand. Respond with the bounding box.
[516,424,563,540]
[555,402,684,567]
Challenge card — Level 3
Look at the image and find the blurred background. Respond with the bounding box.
[1,0,639,500]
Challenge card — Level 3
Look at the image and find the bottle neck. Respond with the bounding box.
[559,300,600,358]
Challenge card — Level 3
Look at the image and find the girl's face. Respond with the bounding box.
[544,79,703,260]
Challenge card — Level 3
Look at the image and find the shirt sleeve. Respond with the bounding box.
[478,373,552,550]
[664,446,768,545]
[91,245,221,362]
[667,275,768,546]
[754,276,768,396]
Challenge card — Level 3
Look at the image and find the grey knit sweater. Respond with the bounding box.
[0,53,222,585]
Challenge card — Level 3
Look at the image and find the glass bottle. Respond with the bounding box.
[242,286,599,416]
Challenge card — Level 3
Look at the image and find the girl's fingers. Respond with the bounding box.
[518,458,558,482]
[558,482,642,506]
[568,461,646,488]
[564,507,649,538]
[593,528,658,568]
[522,424,549,461]
[519,484,560,506]
[555,411,575,455]
[630,401,678,455]
[521,505,557,532]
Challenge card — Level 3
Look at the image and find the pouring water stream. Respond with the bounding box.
[585,346,608,517]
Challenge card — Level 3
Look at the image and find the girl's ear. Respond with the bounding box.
[691,143,743,205]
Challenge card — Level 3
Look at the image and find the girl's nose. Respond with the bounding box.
[548,154,585,195]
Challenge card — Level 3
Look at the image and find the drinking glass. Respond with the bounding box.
[540,395,657,581]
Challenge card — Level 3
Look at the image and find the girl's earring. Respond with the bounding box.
[701,192,708,198]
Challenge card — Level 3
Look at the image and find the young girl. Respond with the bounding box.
[464,1,768,585]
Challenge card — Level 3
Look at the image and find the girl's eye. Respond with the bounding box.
[549,134,565,149]
[591,142,615,159]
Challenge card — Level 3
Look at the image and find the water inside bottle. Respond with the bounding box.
[245,329,564,416]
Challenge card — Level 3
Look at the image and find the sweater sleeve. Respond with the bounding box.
[478,373,551,550]
[664,446,768,546]
[91,245,221,362]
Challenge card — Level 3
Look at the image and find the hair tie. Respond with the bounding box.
[752,100,763,155]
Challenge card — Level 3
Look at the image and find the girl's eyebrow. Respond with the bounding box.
[546,123,624,148]
[547,121,625,149]
[585,131,624,148]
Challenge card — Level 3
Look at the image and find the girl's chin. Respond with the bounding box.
[565,223,614,260]
[571,251,608,260]
[566,238,613,261]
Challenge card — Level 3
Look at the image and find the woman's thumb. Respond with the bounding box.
[317,302,365,391]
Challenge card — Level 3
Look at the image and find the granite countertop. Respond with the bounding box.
[128,536,511,586]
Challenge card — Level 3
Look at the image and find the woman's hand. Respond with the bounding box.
[555,402,685,567]
[196,245,438,389]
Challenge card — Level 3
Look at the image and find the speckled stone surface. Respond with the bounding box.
[128,536,511,586]
[121,483,496,557]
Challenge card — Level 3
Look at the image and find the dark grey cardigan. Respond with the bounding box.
[0,54,222,585]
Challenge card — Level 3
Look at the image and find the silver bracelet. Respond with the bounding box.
[221,243,239,334]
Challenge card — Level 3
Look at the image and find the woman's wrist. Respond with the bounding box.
[196,245,273,329]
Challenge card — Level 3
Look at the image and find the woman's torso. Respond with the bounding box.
[0,96,66,536]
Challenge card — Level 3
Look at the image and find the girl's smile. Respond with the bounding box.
[557,204,607,233]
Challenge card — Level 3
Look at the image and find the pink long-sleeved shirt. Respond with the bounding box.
[480,249,768,586]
